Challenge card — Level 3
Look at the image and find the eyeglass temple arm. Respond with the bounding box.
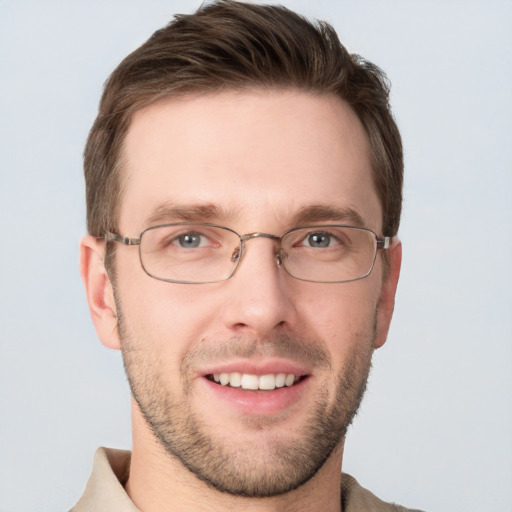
[104,231,141,246]
[377,236,391,250]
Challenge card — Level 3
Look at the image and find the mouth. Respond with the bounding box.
[200,363,312,415]
[206,372,307,391]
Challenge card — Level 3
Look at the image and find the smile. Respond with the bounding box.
[207,372,305,390]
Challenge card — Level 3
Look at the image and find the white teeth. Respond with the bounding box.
[241,374,259,390]
[275,373,286,388]
[259,374,276,390]
[229,372,241,388]
[211,372,299,390]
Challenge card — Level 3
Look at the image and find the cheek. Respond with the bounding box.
[296,281,380,353]
[115,265,224,358]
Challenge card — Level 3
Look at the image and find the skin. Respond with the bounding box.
[80,90,401,512]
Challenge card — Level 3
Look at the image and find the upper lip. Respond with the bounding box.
[198,359,311,378]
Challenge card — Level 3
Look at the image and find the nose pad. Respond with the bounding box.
[231,247,241,263]
[229,237,285,279]
[232,241,284,267]
[275,249,286,267]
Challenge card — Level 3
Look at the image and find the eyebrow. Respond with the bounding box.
[144,202,366,229]
[290,205,366,227]
[144,202,234,227]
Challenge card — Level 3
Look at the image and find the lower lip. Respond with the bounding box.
[200,377,310,416]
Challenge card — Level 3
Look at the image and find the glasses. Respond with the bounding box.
[105,223,391,284]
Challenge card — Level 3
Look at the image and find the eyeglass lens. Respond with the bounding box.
[138,224,379,284]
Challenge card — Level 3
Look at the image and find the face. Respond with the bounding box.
[88,90,400,497]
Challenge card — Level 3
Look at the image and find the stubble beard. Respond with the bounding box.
[117,302,375,498]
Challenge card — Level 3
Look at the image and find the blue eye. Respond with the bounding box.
[305,232,334,248]
[175,232,204,248]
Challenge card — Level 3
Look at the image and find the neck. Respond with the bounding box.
[125,403,344,512]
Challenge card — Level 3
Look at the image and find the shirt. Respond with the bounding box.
[70,447,424,512]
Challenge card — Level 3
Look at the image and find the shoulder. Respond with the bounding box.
[341,473,426,512]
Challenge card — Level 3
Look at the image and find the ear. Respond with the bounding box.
[373,239,402,349]
[79,235,121,350]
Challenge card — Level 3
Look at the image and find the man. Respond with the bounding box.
[75,1,422,510]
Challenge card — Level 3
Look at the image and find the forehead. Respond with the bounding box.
[119,90,381,233]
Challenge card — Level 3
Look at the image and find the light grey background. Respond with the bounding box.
[1,1,511,511]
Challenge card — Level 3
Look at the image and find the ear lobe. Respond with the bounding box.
[373,239,402,349]
[80,235,121,350]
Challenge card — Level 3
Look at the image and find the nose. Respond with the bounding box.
[221,236,297,337]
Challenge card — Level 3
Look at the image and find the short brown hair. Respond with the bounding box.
[84,0,403,247]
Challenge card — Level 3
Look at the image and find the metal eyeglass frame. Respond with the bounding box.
[104,223,391,284]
